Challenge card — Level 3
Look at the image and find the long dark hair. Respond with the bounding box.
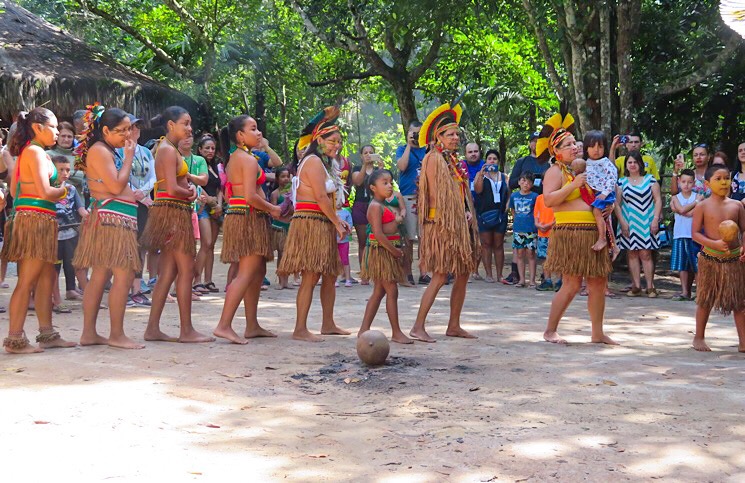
[9,107,54,156]
[76,107,128,169]
[624,150,647,177]
[152,106,189,132]
[196,133,220,168]
[219,115,251,167]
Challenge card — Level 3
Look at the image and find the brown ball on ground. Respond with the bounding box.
[356,330,390,366]
[719,220,740,243]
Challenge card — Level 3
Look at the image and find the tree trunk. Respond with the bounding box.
[279,84,289,163]
[599,0,613,135]
[499,131,507,173]
[616,0,636,134]
[254,82,267,135]
[393,79,418,137]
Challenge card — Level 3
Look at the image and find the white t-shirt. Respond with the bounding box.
[586,157,618,196]
[673,192,696,239]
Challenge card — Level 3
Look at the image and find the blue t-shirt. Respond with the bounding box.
[337,209,353,243]
[252,150,271,170]
[395,145,426,196]
[731,171,745,201]
[510,191,538,234]
[462,159,485,195]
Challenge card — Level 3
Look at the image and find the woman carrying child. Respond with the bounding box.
[270,166,293,289]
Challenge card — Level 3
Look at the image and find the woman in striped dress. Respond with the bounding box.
[614,151,662,297]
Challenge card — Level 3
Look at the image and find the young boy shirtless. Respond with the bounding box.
[691,165,745,352]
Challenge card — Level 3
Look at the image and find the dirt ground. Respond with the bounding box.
[1,240,744,482]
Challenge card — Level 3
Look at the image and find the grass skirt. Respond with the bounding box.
[0,211,57,263]
[140,201,196,257]
[360,240,404,282]
[278,211,341,277]
[73,205,142,271]
[272,226,288,253]
[419,220,478,276]
[221,209,273,263]
[696,250,745,315]
[545,223,612,278]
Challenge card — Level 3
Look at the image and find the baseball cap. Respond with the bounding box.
[529,131,540,141]
[127,114,143,127]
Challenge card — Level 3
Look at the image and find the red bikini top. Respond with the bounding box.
[381,206,396,224]
[225,167,266,199]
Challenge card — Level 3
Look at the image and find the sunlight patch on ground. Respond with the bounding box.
[508,439,573,459]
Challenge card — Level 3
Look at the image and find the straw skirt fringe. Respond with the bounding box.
[360,243,403,282]
[278,213,341,277]
[221,210,273,263]
[545,223,612,278]
[696,251,745,315]
[73,206,141,271]
[0,211,57,263]
[140,202,196,257]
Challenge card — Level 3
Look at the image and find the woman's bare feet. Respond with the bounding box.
[179,329,215,343]
[108,335,145,350]
[544,330,568,344]
[445,327,478,339]
[321,325,352,335]
[611,245,621,261]
[144,329,179,342]
[80,333,109,346]
[4,338,43,354]
[692,337,711,352]
[591,334,619,345]
[409,327,436,343]
[391,333,414,344]
[244,326,277,338]
[39,337,77,349]
[213,327,248,345]
[591,238,608,252]
[292,329,324,342]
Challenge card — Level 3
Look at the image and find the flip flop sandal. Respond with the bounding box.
[204,282,219,293]
[192,284,210,294]
[53,304,72,314]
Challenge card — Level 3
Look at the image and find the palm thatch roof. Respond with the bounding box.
[0,0,200,127]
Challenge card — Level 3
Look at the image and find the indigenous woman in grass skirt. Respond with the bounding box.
[409,102,481,343]
[538,110,616,345]
[140,106,214,343]
[277,106,352,342]
[72,105,144,349]
[212,116,281,344]
[2,108,76,353]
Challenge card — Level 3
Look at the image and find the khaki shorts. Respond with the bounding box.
[403,195,419,241]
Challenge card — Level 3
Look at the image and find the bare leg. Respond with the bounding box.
[494,233,505,281]
[544,275,582,344]
[693,304,712,351]
[81,267,111,345]
[320,274,350,335]
[226,262,238,288]
[382,281,412,343]
[52,268,62,306]
[403,241,414,278]
[6,259,45,353]
[244,260,276,338]
[293,271,323,341]
[144,250,179,342]
[480,232,494,280]
[528,250,537,286]
[516,248,526,285]
[639,249,655,290]
[446,273,476,338]
[734,310,745,353]
[679,270,691,298]
[173,250,213,343]
[354,224,367,281]
[107,267,144,349]
[410,272,447,342]
[75,268,88,292]
[627,250,642,290]
[194,216,212,285]
[359,283,385,335]
[34,263,76,349]
[213,255,252,344]
[591,208,608,251]
[586,276,618,344]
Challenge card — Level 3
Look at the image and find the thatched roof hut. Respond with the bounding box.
[0,0,200,127]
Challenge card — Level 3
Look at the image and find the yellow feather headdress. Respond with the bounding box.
[419,103,463,148]
[535,111,576,162]
[298,106,341,151]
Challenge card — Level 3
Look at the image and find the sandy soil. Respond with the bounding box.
[1,242,744,482]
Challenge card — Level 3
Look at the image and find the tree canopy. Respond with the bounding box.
[13,0,745,169]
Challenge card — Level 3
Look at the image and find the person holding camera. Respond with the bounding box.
[395,120,429,286]
[351,144,383,284]
[610,132,660,181]
[474,150,509,283]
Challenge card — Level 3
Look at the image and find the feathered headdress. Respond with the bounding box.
[74,102,105,171]
[419,102,463,148]
[298,106,340,151]
[720,1,745,38]
[535,107,575,162]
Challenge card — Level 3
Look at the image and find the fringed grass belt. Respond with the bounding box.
[90,198,138,230]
